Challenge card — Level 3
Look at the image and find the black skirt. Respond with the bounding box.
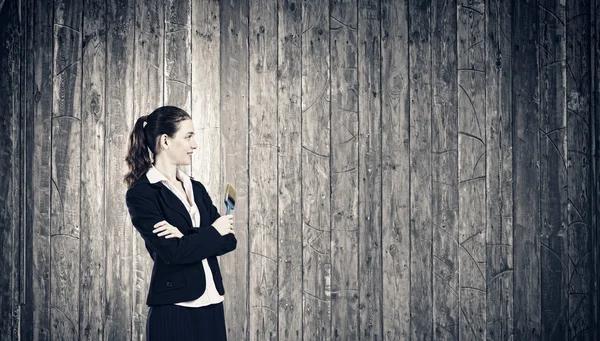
[146,302,227,341]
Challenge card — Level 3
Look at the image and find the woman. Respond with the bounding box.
[124,106,236,341]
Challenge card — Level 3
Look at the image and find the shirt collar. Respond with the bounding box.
[146,165,192,185]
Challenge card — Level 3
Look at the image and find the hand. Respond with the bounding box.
[212,215,235,236]
[153,221,183,239]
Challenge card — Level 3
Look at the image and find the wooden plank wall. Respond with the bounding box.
[80,0,106,339]
[485,0,513,339]
[132,0,163,338]
[330,0,359,340]
[432,0,458,339]
[0,0,599,340]
[381,0,410,339]
[220,0,250,339]
[277,1,303,340]
[408,0,433,338]
[0,1,22,340]
[539,0,567,339]
[249,0,278,340]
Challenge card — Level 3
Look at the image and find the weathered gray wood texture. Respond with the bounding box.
[1,0,599,340]
[0,1,21,341]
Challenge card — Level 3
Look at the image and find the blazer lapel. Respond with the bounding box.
[191,182,205,226]
[157,184,193,227]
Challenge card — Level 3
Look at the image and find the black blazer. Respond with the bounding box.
[125,174,237,306]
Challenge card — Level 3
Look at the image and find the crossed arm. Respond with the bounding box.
[126,185,237,264]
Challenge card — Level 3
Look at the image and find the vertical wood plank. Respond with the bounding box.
[21,1,34,339]
[165,0,192,173]
[29,0,54,339]
[164,0,191,112]
[220,1,249,339]
[277,1,303,339]
[134,0,164,119]
[20,1,34,339]
[248,0,278,339]
[191,0,220,199]
[105,0,134,339]
[593,1,600,338]
[80,0,106,339]
[301,0,331,339]
[566,0,594,338]
[132,0,163,339]
[381,0,411,339]
[408,0,433,338]
[51,0,82,338]
[457,0,487,339]
[0,1,21,338]
[12,5,22,333]
[512,0,541,339]
[485,0,514,339]
[357,0,382,339]
[538,0,568,339]
[430,0,459,338]
[329,0,359,339]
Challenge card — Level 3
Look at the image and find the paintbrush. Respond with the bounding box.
[224,184,236,215]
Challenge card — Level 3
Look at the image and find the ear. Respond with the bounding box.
[158,134,169,150]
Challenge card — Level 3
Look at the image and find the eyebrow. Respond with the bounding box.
[185,131,195,136]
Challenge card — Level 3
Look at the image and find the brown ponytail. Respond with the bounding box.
[124,115,152,188]
[123,106,191,188]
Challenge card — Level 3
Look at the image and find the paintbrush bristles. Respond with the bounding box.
[225,184,236,206]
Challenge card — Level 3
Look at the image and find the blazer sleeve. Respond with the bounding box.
[190,181,237,256]
[126,185,229,264]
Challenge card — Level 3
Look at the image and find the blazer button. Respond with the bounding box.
[166,281,173,287]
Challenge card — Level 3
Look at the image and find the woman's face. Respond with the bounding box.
[158,119,197,166]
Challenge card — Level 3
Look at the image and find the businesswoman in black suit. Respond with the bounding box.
[124,106,236,341]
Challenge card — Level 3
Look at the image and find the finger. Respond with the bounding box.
[166,231,181,238]
[153,220,167,228]
[153,226,173,234]
[157,231,169,237]
[160,229,177,237]
[153,227,166,234]
[154,220,167,227]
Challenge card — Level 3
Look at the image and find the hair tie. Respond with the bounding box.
[147,147,154,162]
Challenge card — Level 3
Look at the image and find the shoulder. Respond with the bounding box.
[189,177,208,193]
[126,175,159,200]
[129,173,151,188]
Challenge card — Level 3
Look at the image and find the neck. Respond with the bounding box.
[153,157,178,183]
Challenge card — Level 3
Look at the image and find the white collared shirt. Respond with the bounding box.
[146,165,224,307]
